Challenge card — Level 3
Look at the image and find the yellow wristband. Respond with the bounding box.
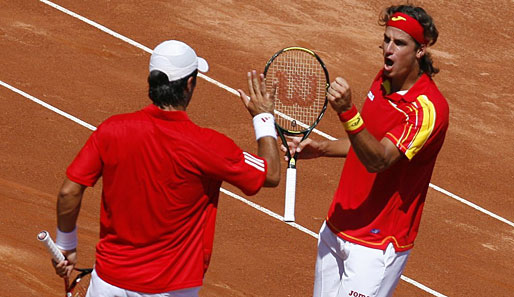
[341,112,365,134]
[338,105,365,134]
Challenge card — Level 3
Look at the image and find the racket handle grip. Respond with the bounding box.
[37,230,65,263]
[283,168,297,222]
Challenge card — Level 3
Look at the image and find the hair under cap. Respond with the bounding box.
[149,40,209,82]
[386,12,427,44]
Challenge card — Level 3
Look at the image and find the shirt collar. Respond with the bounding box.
[142,104,191,121]
[378,70,431,102]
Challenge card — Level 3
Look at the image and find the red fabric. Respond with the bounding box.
[66,104,267,293]
[338,104,358,122]
[386,12,427,44]
[326,71,449,252]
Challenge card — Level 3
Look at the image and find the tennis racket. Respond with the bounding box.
[264,47,329,222]
[37,230,93,297]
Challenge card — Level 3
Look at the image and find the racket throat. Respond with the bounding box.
[288,157,297,169]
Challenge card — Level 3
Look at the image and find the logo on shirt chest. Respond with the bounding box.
[367,91,375,101]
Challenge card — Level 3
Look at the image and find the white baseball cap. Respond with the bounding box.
[149,40,209,82]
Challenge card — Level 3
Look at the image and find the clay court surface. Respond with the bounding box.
[1,0,513,296]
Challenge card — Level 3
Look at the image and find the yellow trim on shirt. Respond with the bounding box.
[404,95,436,159]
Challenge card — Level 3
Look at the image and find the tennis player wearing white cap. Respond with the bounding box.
[52,40,281,296]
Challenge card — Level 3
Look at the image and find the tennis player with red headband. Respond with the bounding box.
[284,5,449,297]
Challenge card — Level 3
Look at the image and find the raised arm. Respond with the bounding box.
[327,77,403,172]
[237,70,281,187]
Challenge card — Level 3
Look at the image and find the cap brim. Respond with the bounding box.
[198,57,209,73]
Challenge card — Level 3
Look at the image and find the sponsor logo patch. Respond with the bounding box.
[349,290,370,297]
[367,91,374,101]
[261,115,272,123]
[350,118,361,128]
[243,152,265,172]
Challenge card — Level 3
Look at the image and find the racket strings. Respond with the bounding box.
[266,49,327,132]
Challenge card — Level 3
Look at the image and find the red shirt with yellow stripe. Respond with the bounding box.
[326,70,449,252]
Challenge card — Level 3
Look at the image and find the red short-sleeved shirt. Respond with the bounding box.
[326,71,449,252]
[66,104,267,293]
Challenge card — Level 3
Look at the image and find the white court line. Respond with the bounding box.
[430,184,513,228]
[400,276,447,297]
[38,0,337,142]
[220,188,320,238]
[39,0,514,230]
[0,80,97,131]
[0,79,446,296]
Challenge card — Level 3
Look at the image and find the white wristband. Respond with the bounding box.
[55,227,78,251]
[253,113,277,140]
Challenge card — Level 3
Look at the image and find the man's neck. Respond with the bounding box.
[160,105,186,111]
[390,68,421,93]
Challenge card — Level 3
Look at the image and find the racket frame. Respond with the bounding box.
[264,47,329,222]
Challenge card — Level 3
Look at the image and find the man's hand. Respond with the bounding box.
[281,136,351,159]
[281,136,324,160]
[237,70,276,117]
[238,70,281,187]
[53,249,77,278]
[327,77,353,114]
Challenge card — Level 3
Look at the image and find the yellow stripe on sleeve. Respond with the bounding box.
[404,95,436,159]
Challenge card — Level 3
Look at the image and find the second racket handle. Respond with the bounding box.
[283,167,297,222]
[37,231,66,263]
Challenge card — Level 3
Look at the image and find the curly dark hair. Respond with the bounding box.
[379,5,439,76]
[147,70,198,108]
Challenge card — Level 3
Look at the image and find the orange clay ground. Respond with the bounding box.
[0,1,513,296]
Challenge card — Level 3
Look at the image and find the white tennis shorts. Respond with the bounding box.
[85,269,201,297]
[313,222,410,297]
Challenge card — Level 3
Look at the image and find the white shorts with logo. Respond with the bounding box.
[313,222,411,297]
[85,269,201,297]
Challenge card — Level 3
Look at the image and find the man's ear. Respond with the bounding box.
[416,44,427,59]
[186,76,194,92]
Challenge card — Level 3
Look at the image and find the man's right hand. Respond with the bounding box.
[237,70,276,117]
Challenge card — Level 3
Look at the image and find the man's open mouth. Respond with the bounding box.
[384,57,394,71]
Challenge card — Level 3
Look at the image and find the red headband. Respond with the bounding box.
[386,12,427,45]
